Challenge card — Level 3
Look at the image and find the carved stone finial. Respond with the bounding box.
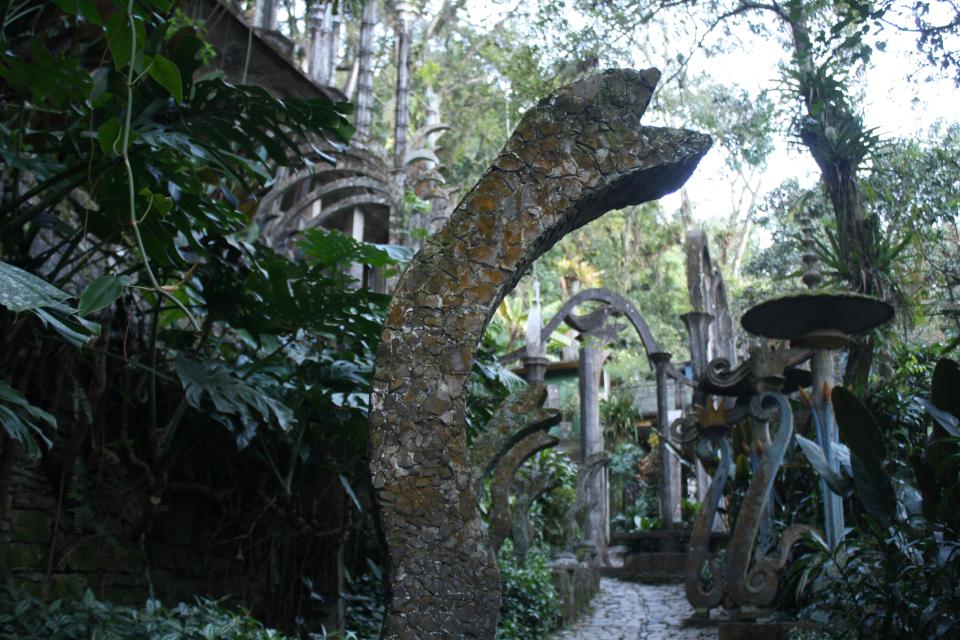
[525,275,544,358]
[799,208,822,290]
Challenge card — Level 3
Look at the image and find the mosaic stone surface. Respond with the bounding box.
[369,68,711,639]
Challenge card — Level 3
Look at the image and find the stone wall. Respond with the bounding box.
[551,558,601,627]
[0,437,345,631]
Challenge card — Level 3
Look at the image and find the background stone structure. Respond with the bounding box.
[368,68,711,639]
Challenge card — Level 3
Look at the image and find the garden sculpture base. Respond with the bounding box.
[369,67,711,639]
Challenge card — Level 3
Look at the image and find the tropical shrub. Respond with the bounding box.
[495,541,559,640]
[0,0,398,628]
[0,587,295,640]
[792,358,960,638]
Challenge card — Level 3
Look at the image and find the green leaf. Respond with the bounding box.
[145,0,173,11]
[832,386,887,463]
[0,262,100,347]
[850,451,896,521]
[0,261,72,312]
[105,11,144,69]
[32,306,101,348]
[918,399,960,437]
[97,117,122,156]
[78,275,131,317]
[175,356,296,448]
[340,475,363,512]
[796,434,854,498]
[297,228,412,269]
[146,54,183,103]
[52,0,102,24]
[931,358,960,420]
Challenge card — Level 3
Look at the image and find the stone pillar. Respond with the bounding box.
[389,1,414,245]
[349,208,366,285]
[651,351,681,532]
[327,8,341,85]
[682,312,713,504]
[307,3,325,83]
[523,277,548,384]
[354,0,376,140]
[812,349,843,547]
[253,0,276,30]
[578,333,605,560]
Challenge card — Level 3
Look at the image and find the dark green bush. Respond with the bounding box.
[0,588,295,639]
[495,541,559,640]
[341,560,385,639]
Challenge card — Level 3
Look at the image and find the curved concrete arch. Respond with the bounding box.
[511,470,560,561]
[540,287,663,362]
[487,430,559,552]
[257,155,392,217]
[369,68,710,639]
[467,385,560,499]
[564,452,612,553]
[290,192,393,229]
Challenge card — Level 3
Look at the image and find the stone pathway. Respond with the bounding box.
[551,578,718,640]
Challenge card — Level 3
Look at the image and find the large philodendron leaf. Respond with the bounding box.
[0,261,99,347]
[796,434,854,498]
[0,381,55,458]
[832,386,896,521]
[931,358,960,430]
[832,386,887,463]
[175,356,295,448]
[918,399,960,437]
[850,451,897,521]
[0,261,72,312]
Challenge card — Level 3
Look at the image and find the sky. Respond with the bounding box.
[665,13,960,223]
[457,0,960,225]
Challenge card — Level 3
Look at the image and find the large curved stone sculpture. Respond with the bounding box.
[727,392,813,608]
[563,452,612,554]
[369,68,711,639]
[512,468,560,561]
[488,430,560,552]
[468,385,560,498]
[684,437,733,610]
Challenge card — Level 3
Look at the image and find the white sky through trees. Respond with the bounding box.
[457,0,959,225]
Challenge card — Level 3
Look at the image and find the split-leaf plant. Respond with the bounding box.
[793,358,960,638]
[0,0,411,630]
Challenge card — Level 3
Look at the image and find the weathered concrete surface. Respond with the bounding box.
[468,385,560,494]
[551,579,718,640]
[552,557,602,627]
[369,68,711,639]
[512,470,559,561]
[487,430,559,552]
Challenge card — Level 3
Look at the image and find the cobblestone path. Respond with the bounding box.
[551,578,718,640]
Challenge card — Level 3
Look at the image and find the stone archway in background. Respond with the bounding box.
[368,68,711,640]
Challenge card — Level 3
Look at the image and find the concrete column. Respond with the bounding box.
[812,349,843,547]
[389,2,414,245]
[354,0,377,140]
[253,0,276,29]
[349,208,365,285]
[578,333,605,560]
[682,312,713,504]
[307,3,325,83]
[523,277,548,384]
[327,9,340,85]
[651,351,681,531]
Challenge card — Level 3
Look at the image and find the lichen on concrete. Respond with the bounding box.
[369,67,711,639]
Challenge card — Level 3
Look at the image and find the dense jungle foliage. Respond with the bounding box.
[0,0,401,633]
[1,0,959,637]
